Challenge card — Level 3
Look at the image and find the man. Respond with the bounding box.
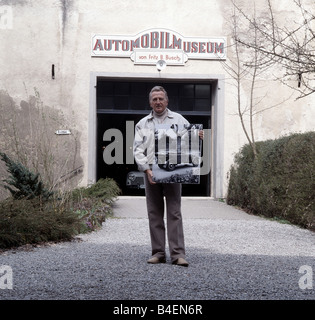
[133,86,191,267]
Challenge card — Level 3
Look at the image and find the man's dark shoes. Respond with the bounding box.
[172,258,189,267]
[147,256,166,264]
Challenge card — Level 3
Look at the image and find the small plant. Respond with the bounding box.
[0,152,53,200]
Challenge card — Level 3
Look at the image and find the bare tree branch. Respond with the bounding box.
[232,0,315,99]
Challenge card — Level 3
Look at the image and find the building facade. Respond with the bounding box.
[0,0,314,199]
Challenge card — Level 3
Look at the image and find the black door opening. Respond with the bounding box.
[96,79,212,196]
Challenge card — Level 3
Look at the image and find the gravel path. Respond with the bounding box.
[0,198,314,300]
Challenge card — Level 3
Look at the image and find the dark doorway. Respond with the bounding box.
[96,79,211,196]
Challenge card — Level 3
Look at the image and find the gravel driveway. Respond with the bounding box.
[0,197,314,301]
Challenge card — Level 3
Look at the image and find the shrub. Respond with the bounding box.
[0,178,121,249]
[0,156,121,248]
[71,178,121,231]
[0,152,53,200]
[71,178,121,205]
[227,132,315,230]
[0,197,83,249]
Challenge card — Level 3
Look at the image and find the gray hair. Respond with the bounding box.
[149,86,169,102]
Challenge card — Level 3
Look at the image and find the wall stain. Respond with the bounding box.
[59,0,74,45]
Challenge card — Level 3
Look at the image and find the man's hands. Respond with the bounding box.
[145,169,156,185]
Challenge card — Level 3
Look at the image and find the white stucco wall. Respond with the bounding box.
[0,0,314,198]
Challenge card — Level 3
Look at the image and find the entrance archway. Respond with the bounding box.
[96,79,211,196]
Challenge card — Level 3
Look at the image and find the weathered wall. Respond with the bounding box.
[0,89,83,200]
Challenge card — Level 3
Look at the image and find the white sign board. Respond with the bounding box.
[91,28,226,65]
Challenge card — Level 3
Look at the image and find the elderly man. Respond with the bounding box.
[133,86,190,267]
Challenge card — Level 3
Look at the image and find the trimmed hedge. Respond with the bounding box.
[227,132,315,230]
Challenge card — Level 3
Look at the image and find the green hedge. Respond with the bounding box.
[0,178,121,249]
[0,197,82,248]
[227,132,315,230]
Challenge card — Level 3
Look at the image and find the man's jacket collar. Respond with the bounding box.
[148,108,174,120]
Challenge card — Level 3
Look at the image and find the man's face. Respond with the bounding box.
[149,91,168,114]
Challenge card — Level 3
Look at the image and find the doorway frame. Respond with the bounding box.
[88,71,225,198]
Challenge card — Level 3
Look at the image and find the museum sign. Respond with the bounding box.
[91,28,226,65]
